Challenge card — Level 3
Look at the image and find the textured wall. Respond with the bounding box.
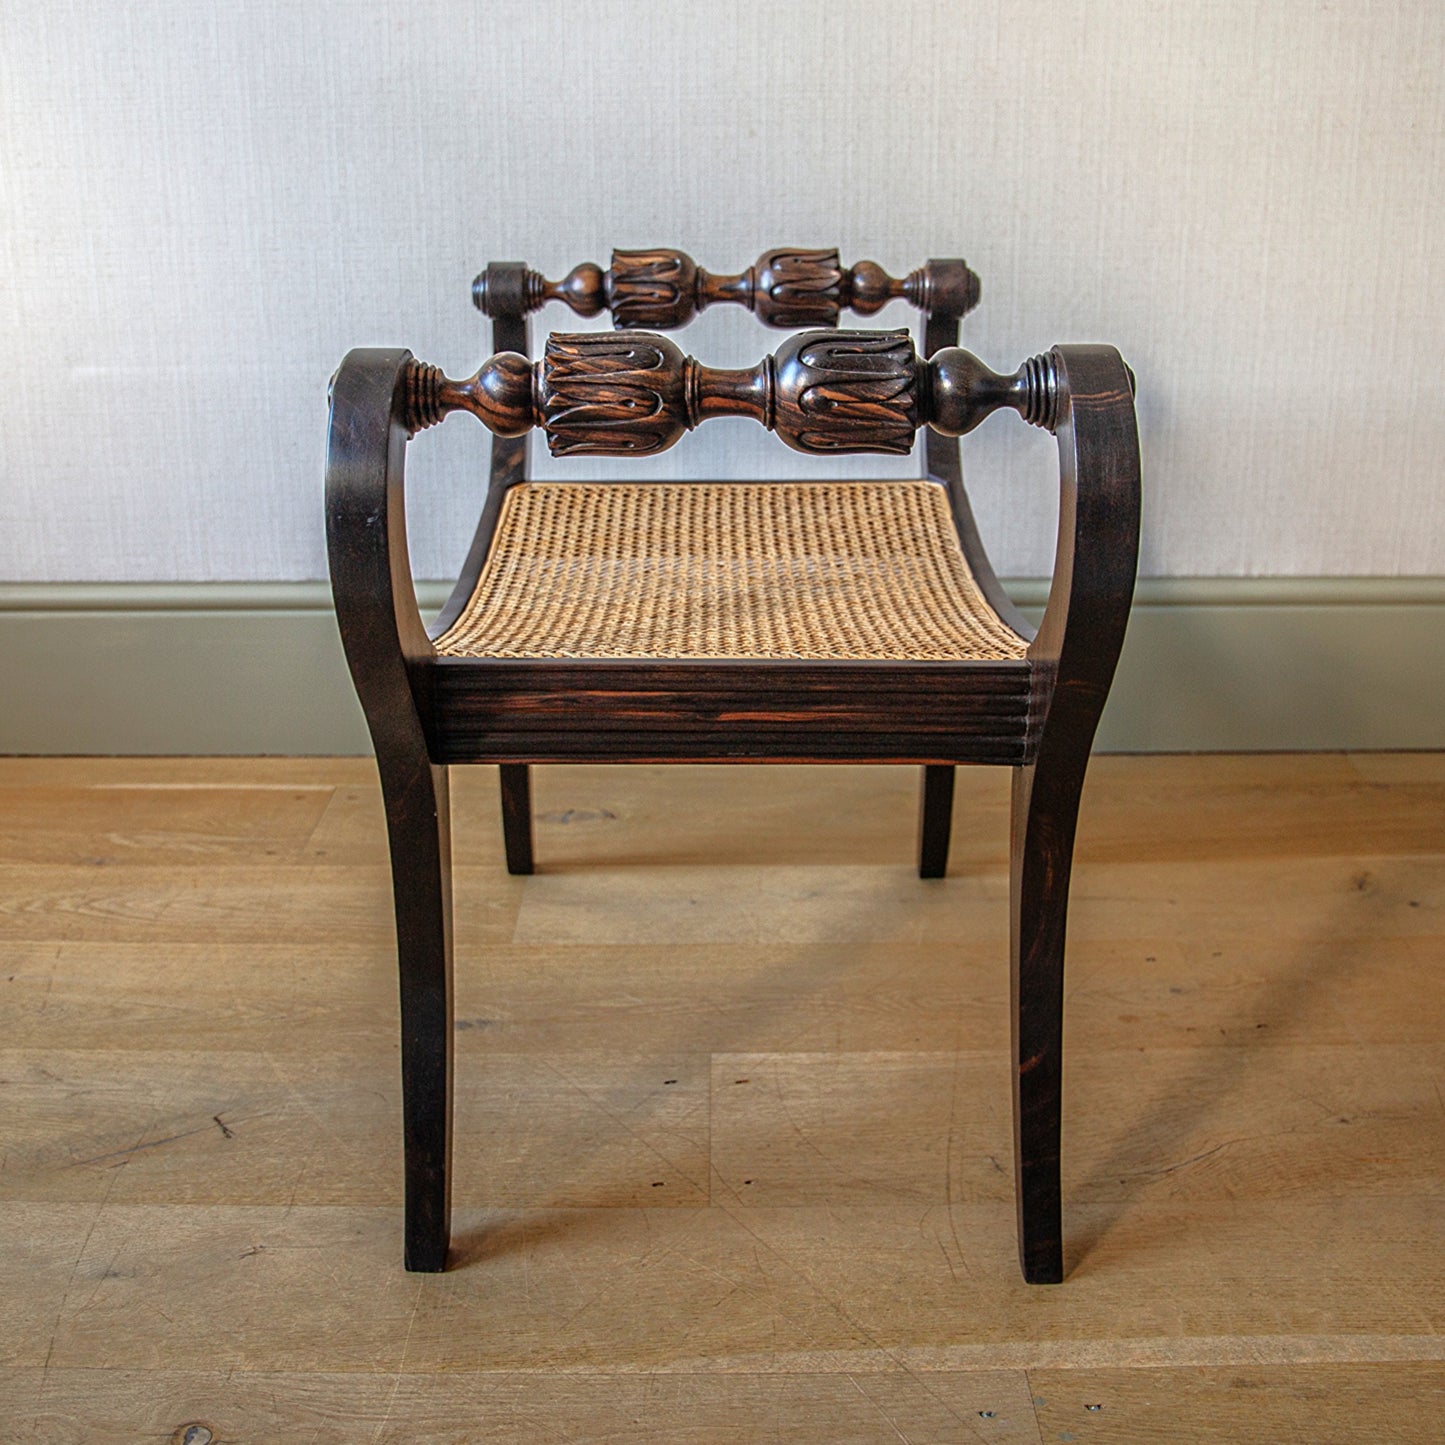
[1,0,1441,583]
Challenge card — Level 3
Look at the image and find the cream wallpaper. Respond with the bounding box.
[1,0,1441,582]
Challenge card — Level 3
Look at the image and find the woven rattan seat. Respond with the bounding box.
[434,480,1028,662]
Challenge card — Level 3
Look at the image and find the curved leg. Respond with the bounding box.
[917,765,955,878]
[327,349,462,1272]
[379,751,454,1272]
[1009,750,1089,1285]
[499,763,535,875]
[1006,344,1139,1282]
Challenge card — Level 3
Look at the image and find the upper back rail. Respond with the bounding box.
[473,248,980,331]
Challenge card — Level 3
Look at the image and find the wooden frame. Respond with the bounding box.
[326,249,1140,1283]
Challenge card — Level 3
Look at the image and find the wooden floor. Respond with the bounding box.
[0,753,1441,1443]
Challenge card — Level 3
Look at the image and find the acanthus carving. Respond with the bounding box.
[751,248,845,328]
[773,330,918,455]
[606,249,700,330]
[540,333,689,456]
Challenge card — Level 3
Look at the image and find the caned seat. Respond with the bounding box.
[326,244,1140,1284]
[434,481,1028,662]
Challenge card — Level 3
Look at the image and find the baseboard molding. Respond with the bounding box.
[2,579,1441,754]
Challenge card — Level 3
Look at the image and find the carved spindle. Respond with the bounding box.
[407,330,1063,455]
[472,250,981,327]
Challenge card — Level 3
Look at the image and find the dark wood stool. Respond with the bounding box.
[325,246,1140,1282]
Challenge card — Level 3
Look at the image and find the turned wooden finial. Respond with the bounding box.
[473,249,980,329]
[406,330,1062,454]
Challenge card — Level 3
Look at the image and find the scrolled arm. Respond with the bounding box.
[325,349,435,752]
[473,249,980,329]
[406,327,1069,458]
[1030,345,1141,695]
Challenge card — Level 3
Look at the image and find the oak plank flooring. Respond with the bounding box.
[0,1041,1436,1212]
[0,1047,713,1209]
[3,932,1437,1056]
[0,754,1441,1441]
[0,863,521,946]
[1025,1363,1445,1444]
[1,1198,1440,1375]
[0,1368,1045,1444]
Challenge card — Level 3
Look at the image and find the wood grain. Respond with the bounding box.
[1026,1363,1445,1444]
[0,861,521,945]
[426,660,1034,766]
[0,754,1440,1438]
[0,1367,1041,1444]
[3,1198,1441,1373]
[0,1046,713,1209]
[2,1363,1442,1443]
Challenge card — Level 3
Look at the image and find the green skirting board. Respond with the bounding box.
[1,579,1441,755]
